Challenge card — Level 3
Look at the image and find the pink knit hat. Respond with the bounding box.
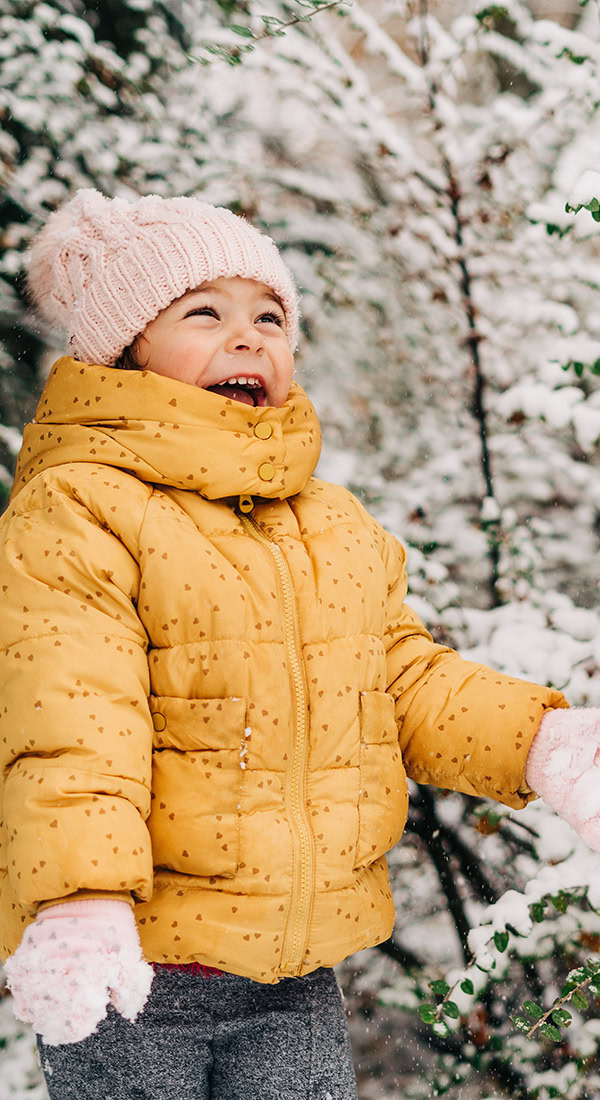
[27,190,300,365]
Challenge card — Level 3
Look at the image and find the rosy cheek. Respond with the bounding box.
[179,344,213,379]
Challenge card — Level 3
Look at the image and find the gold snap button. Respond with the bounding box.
[254,422,272,440]
[152,713,167,732]
[258,462,275,482]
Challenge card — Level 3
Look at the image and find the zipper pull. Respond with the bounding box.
[238,494,254,514]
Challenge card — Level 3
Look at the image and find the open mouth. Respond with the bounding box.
[207,376,268,407]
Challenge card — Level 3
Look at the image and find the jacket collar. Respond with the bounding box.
[12,357,322,502]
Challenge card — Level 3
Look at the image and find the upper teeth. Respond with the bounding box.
[222,377,260,386]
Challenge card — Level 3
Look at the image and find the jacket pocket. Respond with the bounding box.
[148,696,246,878]
[354,691,409,870]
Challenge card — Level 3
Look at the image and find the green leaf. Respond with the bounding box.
[418,1003,437,1023]
[567,967,591,983]
[566,196,600,218]
[442,1001,460,1019]
[530,902,547,923]
[573,361,585,377]
[461,979,474,995]
[523,1000,544,1020]
[200,42,226,55]
[228,23,255,37]
[550,893,568,913]
[511,1015,531,1034]
[572,990,589,1011]
[260,15,285,36]
[475,5,509,24]
[540,1022,562,1043]
[552,1008,572,1027]
[475,959,496,973]
[494,930,509,953]
[558,47,587,65]
[185,52,211,67]
[430,980,450,996]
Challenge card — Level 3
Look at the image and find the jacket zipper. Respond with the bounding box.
[239,508,314,976]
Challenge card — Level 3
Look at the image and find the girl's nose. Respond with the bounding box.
[224,323,264,355]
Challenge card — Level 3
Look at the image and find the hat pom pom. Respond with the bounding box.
[26,189,109,328]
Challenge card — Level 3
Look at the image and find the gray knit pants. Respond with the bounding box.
[37,966,358,1100]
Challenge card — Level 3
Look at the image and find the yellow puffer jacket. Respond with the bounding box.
[0,358,567,981]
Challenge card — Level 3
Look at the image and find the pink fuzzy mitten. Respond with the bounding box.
[4,899,153,1046]
[526,707,600,850]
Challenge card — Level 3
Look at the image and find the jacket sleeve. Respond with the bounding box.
[0,474,154,915]
[371,515,568,810]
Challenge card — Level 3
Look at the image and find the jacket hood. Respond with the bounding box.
[12,357,322,502]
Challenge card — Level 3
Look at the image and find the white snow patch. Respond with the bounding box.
[480,496,500,523]
[568,169,600,209]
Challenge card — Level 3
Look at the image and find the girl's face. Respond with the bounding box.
[134,276,295,408]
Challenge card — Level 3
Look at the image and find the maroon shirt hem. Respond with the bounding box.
[153,961,223,977]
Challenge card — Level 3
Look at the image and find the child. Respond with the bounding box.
[1,190,599,1100]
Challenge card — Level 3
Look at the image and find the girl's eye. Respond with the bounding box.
[185,306,219,319]
[184,305,284,326]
